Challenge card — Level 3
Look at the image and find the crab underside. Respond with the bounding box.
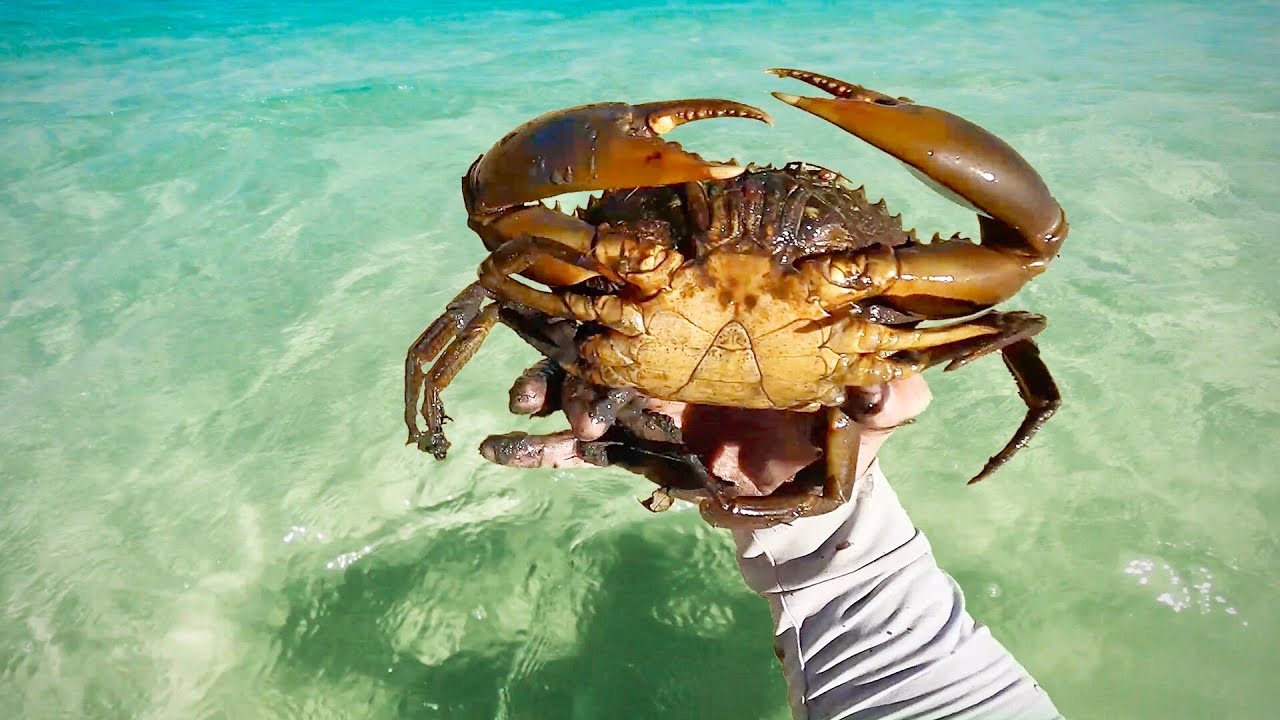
[403,68,1068,528]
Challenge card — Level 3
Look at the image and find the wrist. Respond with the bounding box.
[731,460,921,594]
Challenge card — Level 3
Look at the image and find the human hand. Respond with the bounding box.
[479,360,932,508]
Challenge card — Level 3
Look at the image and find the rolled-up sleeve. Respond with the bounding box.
[733,461,1063,720]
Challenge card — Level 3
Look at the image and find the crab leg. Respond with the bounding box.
[497,306,685,445]
[892,311,1060,483]
[770,68,1069,318]
[404,235,630,459]
[464,99,772,289]
[478,235,650,337]
[803,316,1003,387]
[404,283,490,450]
[409,301,501,458]
[828,314,1000,356]
[571,432,738,498]
[976,340,1060,482]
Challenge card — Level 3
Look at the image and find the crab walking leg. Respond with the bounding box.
[404,282,491,447]
[471,204,605,290]
[879,238,1057,318]
[497,305,685,444]
[972,340,1060,483]
[567,434,735,498]
[414,303,501,459]
[918,312,1051,370]
[844,317,1001,354]
[801,245,1046,323]
[479,236,647,336]
[801,316,1005,388]
[699,405,865,528]
[770,68,1068,319]
[612,399,686,444]
[934,310,1047,371]
[895,311,1059,483]
[573,386,688,444]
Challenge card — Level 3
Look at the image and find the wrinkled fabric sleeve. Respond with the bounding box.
[732,461,1063,720]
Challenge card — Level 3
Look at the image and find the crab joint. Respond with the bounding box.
[564,294,646,336]
[591,233,684,297]
[805,244,900,308]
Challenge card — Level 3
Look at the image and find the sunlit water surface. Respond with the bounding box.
[3,0,1278,717]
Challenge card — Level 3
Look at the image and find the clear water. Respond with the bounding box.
[3,0,1278,717]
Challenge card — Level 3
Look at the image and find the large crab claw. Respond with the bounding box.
[466,100,772,214]
[769,68,1067,260]
[768,68,1068,317]
[464,99,771,289]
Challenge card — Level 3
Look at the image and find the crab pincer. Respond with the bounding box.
[407,97,770,457]
[768,67,1068,317]
[763,68,1067,487]
[466,99,773,213]
[462,99,772,288]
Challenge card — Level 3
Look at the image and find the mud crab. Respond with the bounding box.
[404,68,1067,527]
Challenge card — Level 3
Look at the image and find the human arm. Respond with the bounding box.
[482,368,1063,719]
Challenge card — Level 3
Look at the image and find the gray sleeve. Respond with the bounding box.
[732,461,1063,720]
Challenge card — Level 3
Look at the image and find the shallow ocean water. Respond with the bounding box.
[2,0,1278,717]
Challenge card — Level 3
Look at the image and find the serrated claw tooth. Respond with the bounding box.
[769,68,904,107]
[639,99,773,134]
[772,91,803,106]
[708,165,745,179]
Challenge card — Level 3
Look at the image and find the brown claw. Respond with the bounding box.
[766,68,908,104]
[632,100,772,135]
[769,68,1067,260]
[466,99,772,214]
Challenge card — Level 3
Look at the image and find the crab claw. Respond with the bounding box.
[466,100,772,214]
[768,68,1066,259]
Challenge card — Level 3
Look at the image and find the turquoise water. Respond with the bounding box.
[3,0,1278,717]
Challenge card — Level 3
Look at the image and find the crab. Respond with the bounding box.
[403,68,1067,528]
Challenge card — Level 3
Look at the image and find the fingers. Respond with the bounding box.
[490,366,934,512]
[562,378,614,440]
[497,361,614,469]
[507,359,564,417]
[504,360,607,439]
[505,358,692,442]
[865,375,933,432]
[478,430,596,469]
[848,375,933,478]
[492,365,658,469]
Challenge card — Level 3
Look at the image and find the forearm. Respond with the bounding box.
[733,462,1063,720]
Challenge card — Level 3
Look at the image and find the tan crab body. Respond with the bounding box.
[581,252,947,410]
[404,68,1068,527]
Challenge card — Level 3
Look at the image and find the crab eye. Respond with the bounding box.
[638,249,668,272]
